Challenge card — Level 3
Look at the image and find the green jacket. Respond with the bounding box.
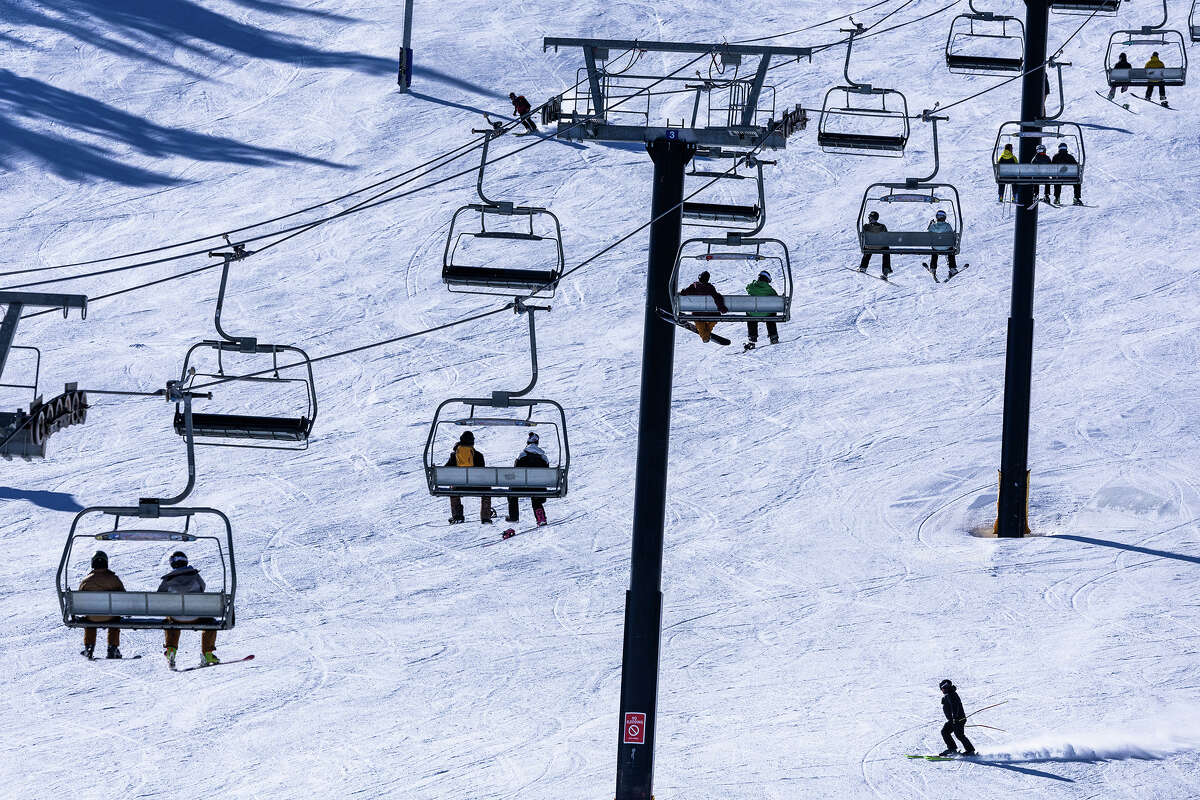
[745,278,778,318]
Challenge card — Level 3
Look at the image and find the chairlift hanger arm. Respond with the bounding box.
[141,381,209,509]
[907,110,948,185]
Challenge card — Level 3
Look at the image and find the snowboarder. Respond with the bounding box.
[858,211,892,279]
[446,430,495,524]
[925,210,960,280]
[938,679,976,756]
[1051,142,1082,205]
[996,144,1017,202]
[744,269,780,349]
[1030,143,1053,202]
[679,271,728,343]
[78,550,125,660]
[1144,52,1168,105]
[506,432,549,525]
[1107,52,1132,100]
[159,551,218,668]
[509,92,538,133]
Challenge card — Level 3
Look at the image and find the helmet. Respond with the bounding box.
[169,551,188,568]
[867,210,879,220]
[91,551,108,569]
[527,432,540,444]
[758,270,772,283]
[698,270,711,282]
[1058,143,1068,150]
[935,209,947,219]
[1036,144,1047,153]
[939,679,954,691]
[459,430,475,445]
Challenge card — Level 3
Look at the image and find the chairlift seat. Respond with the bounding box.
[676,294,788,321]
[681,202,761,223]
[817,131,908,152]
[442,265,560,292]
[945,54,1023,73]
[472,231,546,241]
[176,411,312,442]
[427,465,566,497]
[995,163,1082,184]
[1107,67,1186,86]
[1192,24,1200,43]
[64,591,231,629]
[861,231,960,255]
[1050,0,1120,12]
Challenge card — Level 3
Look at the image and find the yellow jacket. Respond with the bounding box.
[997,150,1018,164]
[1146,56,1166,69]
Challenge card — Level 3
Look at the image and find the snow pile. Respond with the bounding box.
[980,715,1200,763]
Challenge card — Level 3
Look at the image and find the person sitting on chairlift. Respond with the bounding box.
[926,210,960,281]
[1107,52,1132,100]
[159,551,219,668]
[506,432,550,526]
[744,270,780,349]
[679,271,728,343]
[858,211,892,279]
[996,144,1017,202]
[78,550,125,660]
[1144,51,1168,104]
[1051,142,1082,205]
[446,430,495,524]
[1030,143,1053,202]
[509,92,538,133]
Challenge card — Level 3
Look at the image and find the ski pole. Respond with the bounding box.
[967,724,1007,732]
[965,700,1008,720]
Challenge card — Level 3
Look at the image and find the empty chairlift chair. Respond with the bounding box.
[1191,0,1200,42]
[817,31,911,156]
[442,204,566,298]
[670,237,792,323]
[424,396,569,499]
[682,152,771,234]
[993,121,1085,190]
[1050,0,1121,14]
[944,3,1025,74]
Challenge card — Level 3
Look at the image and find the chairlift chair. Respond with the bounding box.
[56,505,236,632]
[993,120,1085,187]
[1191,0,1200,42]
[1105,29,1188,87]
[424,396,569,498]
[817,31,911,156]
[944,4,1025,74]
[670,236,792,323]
[682,152,769,233]
[1050,0,1121,15]
[858,182,963,256]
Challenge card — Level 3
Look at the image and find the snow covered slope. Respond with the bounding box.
[2,1,1200,798]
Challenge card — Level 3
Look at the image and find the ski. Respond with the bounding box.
[1094,90,1138,113]
[1131,94,1176,110]
[941,263,970,282]
[656,309,731,346]
[171,654,255,672]
[905,754,958,762]
[483,511,585,546]
[742,339,785,352]
[921,262,941,283]
[84,654,143,661]
[846,266,897,284]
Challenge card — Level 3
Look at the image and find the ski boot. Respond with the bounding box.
[201,651,221,667]
[534,507,548,527]
[744,341,757,352]
[947,266,958,280]
[481,508,497,525]
[448,515,465,525]
[962,749,977,757]
[938,748,959,757]
[1073,198,1084,206]
[769,335,779,345]
[881,268,893,281]
[857,265,867,272]
[164,647,177,668]
[106,646,123,660]
[81,645,95,660]
[505,515,519,523]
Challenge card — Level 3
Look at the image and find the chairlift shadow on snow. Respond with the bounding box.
[0,486,84,513]
[1051,533,1200,566]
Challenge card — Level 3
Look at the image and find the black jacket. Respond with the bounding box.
[157,566,206,594]
[941,688,966,722]
[1051,150,1078,165]
[1031,153,1051,165]
[680,280,728,314]
[514,446,549,468]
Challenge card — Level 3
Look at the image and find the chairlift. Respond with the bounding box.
[944,1,1025,74]
[683,150,772,234]
[1105,30,1188,88]
[57,383,236,633]
[1191,0,1200,42]
[442,129,565,298]
[1050,0,1121,15]
[993,121,1085,187]
[669,236,792,323]
[175,242,317,450]
[817,30,911,156]
[857,112,962,260]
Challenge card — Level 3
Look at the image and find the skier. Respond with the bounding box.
[1144,52,1168,105]
[159,551,218,668]
[1107,52,1132,100]
[679,271,728,343]
[996,143,1017,202]
[925,210,960,280]
[509,92,538,133]
[505,432,549,526]
[1030,143,1053,203]
[744,269,780,350]
[1051,142,1082,206]
[78,550,125,660]
[938,679,976,757]
[445,430,495,524]
[858,211,892,279]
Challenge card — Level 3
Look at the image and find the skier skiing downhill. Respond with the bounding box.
[938,679,977,757]
[1144,52,1168,105]
[996,144,1017,202]
[1108,52,1132,100]
[1051,142,1083,206]
[159,551,219,668]
[506,432,549,525]
[446,430,495,524]
[743,270,780,350]
[78,550,125,660]
[509,92,538,133]
[925,210,960,281]
[679,271,728,343]
[858,211,892,279]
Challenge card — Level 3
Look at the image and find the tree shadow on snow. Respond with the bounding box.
[0,69,346,186]
[1052,534,1200,566]
[0,486,84,513]
[0,0,392,75]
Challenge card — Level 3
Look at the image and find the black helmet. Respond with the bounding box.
[91,551,108,569]
[509,92,516,98]
[699,270,711,282]
[939,679,954,691]
[459,430,475,445]
[1058,142,1068,150]
[169,551,188,568]
[868,210,879,220]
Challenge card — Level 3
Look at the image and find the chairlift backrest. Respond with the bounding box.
[1050,0,1121,15]
[442,203,566,298]
[944,11,1025,74]
[857,182,963,255]
[992,121,1085,185]
[682,152,769,234]
[1105,29,1188,85]
[669,236,792,323]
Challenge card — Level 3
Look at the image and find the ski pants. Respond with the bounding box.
[1053,183,1081,202]
[941,720,973,752]
[519,114,537,133]
[1107,84,1128,99]
[746,320,778,342]
[859,252,891,273]
[507,495,545,521]
[1145,82,1166,100]
[451,494,493,522]
[694,321,718,343]
[84,626,120,649]
[928,252,958,272]
[165,626,217,654]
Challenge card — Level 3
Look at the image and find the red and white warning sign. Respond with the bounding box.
[623,712,646,744]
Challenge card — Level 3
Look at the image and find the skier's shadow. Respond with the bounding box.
[963,759,1074,782]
